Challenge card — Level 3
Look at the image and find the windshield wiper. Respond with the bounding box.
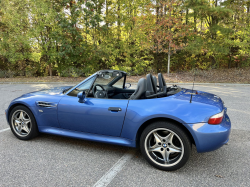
[63,87,72,94]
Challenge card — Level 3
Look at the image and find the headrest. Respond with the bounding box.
[158,73,167,92]
[129,78,147,100]
[146,74,157,98]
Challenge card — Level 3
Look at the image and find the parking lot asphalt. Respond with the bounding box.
[0,83,250,187]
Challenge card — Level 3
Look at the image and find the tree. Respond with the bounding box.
[142,0,192,74]
[0,0,32,75]
[1,0,250,76]
[185,0,233,68]
[222,0,250,68]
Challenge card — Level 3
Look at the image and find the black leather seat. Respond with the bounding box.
[158,73,167,93]
[129,78,147,100]
[152,76,157,87]
[152,75,159,92]
[146,74,157,98]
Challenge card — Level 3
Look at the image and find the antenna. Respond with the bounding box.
[190,68,196,103]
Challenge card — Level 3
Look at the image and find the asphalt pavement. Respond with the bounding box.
[0,83,249,187]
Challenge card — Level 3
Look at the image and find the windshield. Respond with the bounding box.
[93,72,122,86]
[67,76,96,97]
[67,71,125,97]
[94,76,116,86]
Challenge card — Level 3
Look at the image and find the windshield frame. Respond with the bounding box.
[64,73,97,95]
[64,70,127,96]
[87,72,126,95]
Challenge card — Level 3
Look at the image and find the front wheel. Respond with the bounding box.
[140,121,191,171]
[9,105,39,140]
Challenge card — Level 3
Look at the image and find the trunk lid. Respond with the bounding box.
[174,89,224,111]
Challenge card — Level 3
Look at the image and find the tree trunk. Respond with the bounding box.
[209,55,216,67]
[117,0,121,41]
[105,0,109,33]
[167,42,171,76]
[156,0,159,24]
[247,2,250,25]
[49,63,52,77]
[194,9,197,32]
[186,8,188,25]
[228,54,232,69]
[167,8,172,76]
[155,0,160,72]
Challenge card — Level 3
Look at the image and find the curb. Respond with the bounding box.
[0,82,76,84]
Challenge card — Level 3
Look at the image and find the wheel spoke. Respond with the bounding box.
[149,141,161,149]
[22,125,30,133]
[23,118,31,125]
[169,147,182,153]
[165,150,170,163]
[165,132,174,144]
[149,146,162,153]
[160,149,170,163]
[153,132,163,143]
[14,113,19,121]
[15,120,21,126]
[17,125,22,133]
[19,111,24,120]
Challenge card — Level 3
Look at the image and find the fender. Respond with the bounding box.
[6,101,33,125]
[121,113,199,147]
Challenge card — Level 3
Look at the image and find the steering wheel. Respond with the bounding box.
[92,84,108,98]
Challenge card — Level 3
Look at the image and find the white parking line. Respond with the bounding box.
[93,149,136,187]
[0,127,10,133]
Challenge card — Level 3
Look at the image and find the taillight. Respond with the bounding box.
[208,110,224,125]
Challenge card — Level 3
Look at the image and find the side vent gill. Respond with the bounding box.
[36,101,57,108]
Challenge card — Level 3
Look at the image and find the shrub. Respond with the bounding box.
[60,67,85,77]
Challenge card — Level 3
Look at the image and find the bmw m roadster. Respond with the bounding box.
[5,70,231,171]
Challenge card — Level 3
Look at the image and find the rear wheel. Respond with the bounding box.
[9,105,39,140]
[140,121,191,171]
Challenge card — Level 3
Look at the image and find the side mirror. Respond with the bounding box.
[77,91,86,103]
[125,83,131,89]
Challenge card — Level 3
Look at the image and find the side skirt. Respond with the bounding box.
[39,126,136,147]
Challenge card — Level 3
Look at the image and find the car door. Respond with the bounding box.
[57,96,129,137]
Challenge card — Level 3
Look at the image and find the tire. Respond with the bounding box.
[140,121,191,171]
[9,105,39,140]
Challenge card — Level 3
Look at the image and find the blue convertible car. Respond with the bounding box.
[5,70,231,171]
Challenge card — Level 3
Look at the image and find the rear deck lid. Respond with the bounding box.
[174,89,224,111]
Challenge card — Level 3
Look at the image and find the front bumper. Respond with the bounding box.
[189,113,231,153]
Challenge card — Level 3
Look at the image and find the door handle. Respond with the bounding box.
[108,107,122,112]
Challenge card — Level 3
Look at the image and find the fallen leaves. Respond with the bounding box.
[0,67,250,84]
[214,174,224,178]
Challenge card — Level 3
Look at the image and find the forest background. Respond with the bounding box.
[0,0,249,78]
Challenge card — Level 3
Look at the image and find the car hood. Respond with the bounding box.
[7,86,73,111]
[27,86,72,96]
[174,89,224,111]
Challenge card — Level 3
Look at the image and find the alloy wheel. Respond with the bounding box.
[144,128,184,167]
[11,110,32,137]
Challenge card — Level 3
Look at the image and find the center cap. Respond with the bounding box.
[162,143,167,148]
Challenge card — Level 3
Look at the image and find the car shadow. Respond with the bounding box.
[22,128,249,174]
[32,133,134,155]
